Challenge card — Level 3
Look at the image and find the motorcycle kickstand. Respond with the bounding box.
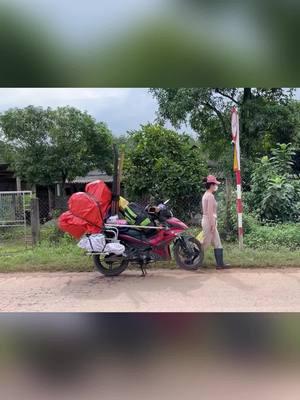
[139,261,147,277]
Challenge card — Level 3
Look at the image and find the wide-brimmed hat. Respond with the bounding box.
[206,175,220,185]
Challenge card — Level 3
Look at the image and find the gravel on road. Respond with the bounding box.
[1,268,300,312]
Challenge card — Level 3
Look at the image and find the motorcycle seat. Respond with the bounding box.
[118,227,157,238]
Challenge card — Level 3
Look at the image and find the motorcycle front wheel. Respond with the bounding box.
[173,236,204,270]
[93,254,129,277]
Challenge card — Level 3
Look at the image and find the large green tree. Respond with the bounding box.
[49,107,113,188]
[150,88,300,189]
[150,88,297,164]
[0,106,55,185]
[0,106,113,189]
[123,124,207,220]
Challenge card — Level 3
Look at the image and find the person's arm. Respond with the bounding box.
[207,195,216,232]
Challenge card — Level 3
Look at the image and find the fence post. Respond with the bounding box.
[16,177,22,191]
[31,197,40,246]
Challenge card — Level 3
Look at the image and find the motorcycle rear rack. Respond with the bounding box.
[85,224,167,257]
[86,252,115,256]
[86,252,107,256]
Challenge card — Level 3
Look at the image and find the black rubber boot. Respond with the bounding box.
[214,248,230,270]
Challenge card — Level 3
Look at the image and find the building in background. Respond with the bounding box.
[0,160,113,221]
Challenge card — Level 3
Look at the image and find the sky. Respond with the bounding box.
[0,88,159,136]
[0,88,299,137]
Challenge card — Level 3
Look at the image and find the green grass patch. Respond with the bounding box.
[244,223,300,250]
[0,241,299,272]
[0,223,299,272]
[0,241,94,272]
[202,244,300,268]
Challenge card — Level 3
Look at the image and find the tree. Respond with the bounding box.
[0,106,113,189]
[0,139,6,161]
[49,107,113,189]
[150,88,297,177]
[123,124,207,220]
[0,106,55,186]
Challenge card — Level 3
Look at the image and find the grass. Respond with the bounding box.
[0,241,94,272]
[0,240,300,272]
[203,244,300,269]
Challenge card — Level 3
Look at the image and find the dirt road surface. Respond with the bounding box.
[1,268,300,311]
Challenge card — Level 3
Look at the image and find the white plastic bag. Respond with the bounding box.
[78,234,125,255]
[77,234,106,252]
[104,242,125,255]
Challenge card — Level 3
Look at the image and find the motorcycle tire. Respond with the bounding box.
[93,254,129,277]
[173,236,204,270]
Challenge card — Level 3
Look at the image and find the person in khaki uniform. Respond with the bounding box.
[201,175,229,270]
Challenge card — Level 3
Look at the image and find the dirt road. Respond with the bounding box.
[1,268,300,311]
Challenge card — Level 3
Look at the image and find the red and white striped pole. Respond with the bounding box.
[231,107,243,249]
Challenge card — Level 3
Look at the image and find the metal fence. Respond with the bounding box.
[0,191,32,254]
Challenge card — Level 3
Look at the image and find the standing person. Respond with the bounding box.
[201,175,230,270]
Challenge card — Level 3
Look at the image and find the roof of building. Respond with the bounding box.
[69,170,113,184]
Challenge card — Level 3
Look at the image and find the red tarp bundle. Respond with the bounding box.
[58,210,100,239]
[58,180,112,239]
[85,180,112,218]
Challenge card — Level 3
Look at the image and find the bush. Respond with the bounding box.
[249,143,300,222]
[244,222,300,250]
[215,187,299,248]
[0,226,25,241]
[40,222,75,245]
[216,193,237,241]
[216,189,259,241]
[124,124,207,221]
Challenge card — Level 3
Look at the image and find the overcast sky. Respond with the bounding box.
[0,88,299,137]
[0,88,159,136]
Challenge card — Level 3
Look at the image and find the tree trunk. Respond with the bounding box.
[241,88,252,158]
[243,88,252,102]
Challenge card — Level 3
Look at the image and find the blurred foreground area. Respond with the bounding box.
[1,0,300,86]
[0,314,300,399]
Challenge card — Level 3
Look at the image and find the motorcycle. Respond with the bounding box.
[92,199,203,276]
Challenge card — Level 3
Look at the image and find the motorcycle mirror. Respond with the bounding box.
[164,199,170,205]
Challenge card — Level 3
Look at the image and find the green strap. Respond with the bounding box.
[140,218,151,226]
[123,207,137,220]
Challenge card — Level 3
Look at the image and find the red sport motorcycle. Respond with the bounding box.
[93,200,203,276]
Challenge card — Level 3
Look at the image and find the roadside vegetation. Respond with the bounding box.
[0,223,299,272]
[0,88,299,271]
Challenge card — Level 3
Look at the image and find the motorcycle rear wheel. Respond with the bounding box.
[93,254,129,277]
[173,237,203,270]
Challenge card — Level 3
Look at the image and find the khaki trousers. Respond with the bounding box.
[201,216,222,250]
